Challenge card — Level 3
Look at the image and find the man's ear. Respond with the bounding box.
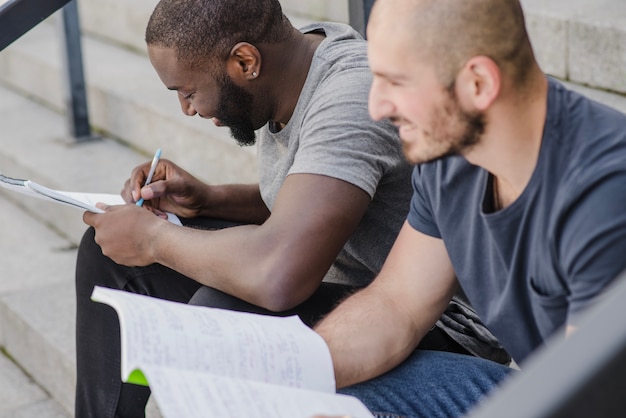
[455,56,500,111]
[226,42,261,83]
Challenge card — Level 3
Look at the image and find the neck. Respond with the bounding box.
[465,73,549,209]
[264,28,325,127]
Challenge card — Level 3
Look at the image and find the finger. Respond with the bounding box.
[95,202,110,211]
[129,163,151,202]
[121,178,134,203]
[142,179,168,200]
[150,207,169,220]
[83,211,96,226]
[132,179,145,204]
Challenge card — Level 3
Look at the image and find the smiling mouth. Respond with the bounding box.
[398,123,418,135]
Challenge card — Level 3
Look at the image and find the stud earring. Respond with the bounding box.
[252,71,257,77]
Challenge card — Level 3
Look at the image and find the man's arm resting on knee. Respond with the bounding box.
[194,183,271,225]
[146,173,371,310]
[314,221,458,388]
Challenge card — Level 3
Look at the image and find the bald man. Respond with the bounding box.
[314,0,626,416]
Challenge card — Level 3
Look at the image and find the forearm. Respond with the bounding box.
[145,174,371,310]
[149,221,326,310]
[198,183,270,224]
[314,280,433,388]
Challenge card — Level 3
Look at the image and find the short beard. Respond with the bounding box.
[435,83,485,158]
[215,75,257,147]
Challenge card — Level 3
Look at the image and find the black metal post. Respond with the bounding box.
[59,0,97,141]
[348,0,365,37]
[348,0,376,38]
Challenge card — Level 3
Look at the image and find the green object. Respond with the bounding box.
[127,369,149,386]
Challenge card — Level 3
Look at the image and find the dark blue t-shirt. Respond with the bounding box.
[408,78,626,363]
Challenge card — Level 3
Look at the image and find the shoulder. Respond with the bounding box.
[409,157,484,229]
[548,79,626,164]
[544,79,626,213]
[413,156,481,192]
[546,84,626,304]
[299,22,366,51]
[303,22,369,75]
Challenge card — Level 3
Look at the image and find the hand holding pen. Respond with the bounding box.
[136,148,162,207]
[124,151,210,218]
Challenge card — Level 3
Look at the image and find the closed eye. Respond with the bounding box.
[178,90,195,100]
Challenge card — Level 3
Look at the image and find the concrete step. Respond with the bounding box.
[521,0,626,95]
[0,350,69,418]
[0,191,76,415]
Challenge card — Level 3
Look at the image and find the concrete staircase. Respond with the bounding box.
[0,0,624,416]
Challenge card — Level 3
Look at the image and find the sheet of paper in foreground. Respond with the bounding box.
[145,368,375,418]
[90,286,336,392]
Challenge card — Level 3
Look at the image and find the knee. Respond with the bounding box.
[77,227,98,261]
[188,286,241,309]
[339,351,513,418]
[189,286,271,316]
[75,227,112,291]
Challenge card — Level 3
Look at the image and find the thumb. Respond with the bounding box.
[95,202,111,211]
[137,182,164,201]
[142,178,174,199]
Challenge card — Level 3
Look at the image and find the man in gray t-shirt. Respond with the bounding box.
[74,1,506,417]
[258,22,412,287]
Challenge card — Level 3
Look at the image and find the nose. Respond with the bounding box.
[178,95,197,116]
[368,78,395,122]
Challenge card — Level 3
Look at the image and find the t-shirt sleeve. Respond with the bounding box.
[407,165,442,238]
[287,67,402,198]
[559,169,626,324]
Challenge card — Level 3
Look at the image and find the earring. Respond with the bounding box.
[252,71,257,77]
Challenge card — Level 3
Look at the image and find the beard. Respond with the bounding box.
[405,85,485,165]
[439,85,485,156]
[215,75,257,147]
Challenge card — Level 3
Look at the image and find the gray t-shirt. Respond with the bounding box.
[257,22,413,287]
[408,78,626,363]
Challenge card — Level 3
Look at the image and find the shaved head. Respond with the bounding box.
[369,0,535,87]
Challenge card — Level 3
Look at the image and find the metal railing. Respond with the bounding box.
[348,0,375,38]
[0,0,95,141]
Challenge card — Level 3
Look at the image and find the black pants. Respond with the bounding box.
[74,218,469,418]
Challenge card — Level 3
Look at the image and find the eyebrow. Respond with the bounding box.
[373,70,410,82]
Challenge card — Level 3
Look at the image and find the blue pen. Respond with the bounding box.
[136,148,162,207]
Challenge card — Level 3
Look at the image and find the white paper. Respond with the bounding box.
[91,286,336,393]
[0,172,181,225]
[146,368,374,418]
[26,180,118,212]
